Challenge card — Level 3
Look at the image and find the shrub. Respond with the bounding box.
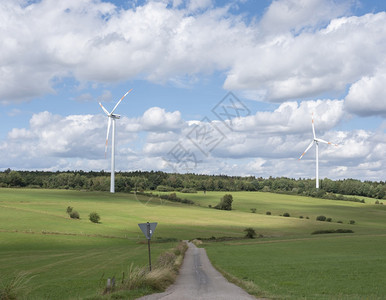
[375,200,380,204]
[299,216,304,219]
[69,211,80,219]
[156,185,174,192]
[250,208,256,213]
[283,212,290,217]
[89,212,100,223]
[337,220,343,223]
[326,217,332,222]
[159,193,194,205]
[66,206,73,214]
[244,227,256,239]
[266,211,271,215]
[336,229,354,233]
[306,216,310,219]
[316,215,326,221]
[312,229,354,235]
[180,188,197,193]
[208,204,212,208]
[349,220,356,225]
[214,194,233,211]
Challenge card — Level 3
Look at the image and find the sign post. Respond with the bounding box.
[138,222,157,271]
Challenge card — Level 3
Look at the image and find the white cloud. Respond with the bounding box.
[141,107,183,131]
[232,99,344,134]
[1,0,386,114]
[1,103,385,180]
[345,71,386,116]
[187,0,213,12]
[0,111,137,169]
[259,0,351,34]
[224,11,386,102]
[1,0,385,180]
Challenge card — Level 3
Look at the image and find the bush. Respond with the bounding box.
[159,193,194,205]
[69,211,80,219]
[214,194,233,211]
[250,208,256,213]
[326,217,332,222]
[244,227,256,239]
[337,220,343,223]
[89,212,100,223]
[266,211,271,215]
[316,215,327,221]
[349,220,356,225]
[180,188,197,193]
[299,216,304,219]
[312,229,354,235]
[283,212,290,217]
[156,185,174,192]
[306,216,310,219]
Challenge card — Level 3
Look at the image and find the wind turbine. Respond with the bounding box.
[99,89,132,193]
[298,113,337,189]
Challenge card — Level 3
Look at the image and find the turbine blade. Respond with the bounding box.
[312,113,316,139]
[316,138,338,146]
[105,117,112,158]
[111,89,132,114]
[299,140,314,160]
[99,102,109,115]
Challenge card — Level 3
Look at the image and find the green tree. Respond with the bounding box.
[215,194,233,210]
[7,171,25,187]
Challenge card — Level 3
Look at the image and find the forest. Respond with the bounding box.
[1,169,385,200]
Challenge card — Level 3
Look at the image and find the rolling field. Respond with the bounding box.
[1,188,385,299]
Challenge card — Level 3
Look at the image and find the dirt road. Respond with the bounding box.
[137,241,256,300]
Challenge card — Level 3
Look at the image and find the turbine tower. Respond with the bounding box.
[99,89,132,193]
[298,113,337,189]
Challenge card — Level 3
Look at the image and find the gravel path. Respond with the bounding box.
[137,241,256,300]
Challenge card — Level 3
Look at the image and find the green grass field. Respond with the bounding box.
[1,188,385,299]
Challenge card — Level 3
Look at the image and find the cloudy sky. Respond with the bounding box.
[1,0,386,181]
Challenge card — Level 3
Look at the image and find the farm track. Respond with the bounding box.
[137,242,257,300]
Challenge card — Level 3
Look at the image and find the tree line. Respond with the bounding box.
[0,168,385,200]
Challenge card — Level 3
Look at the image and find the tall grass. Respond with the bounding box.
[105,241,188,297]
[0,272,33,300]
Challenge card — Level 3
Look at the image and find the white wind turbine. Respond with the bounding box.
[298,113,337,189]
[99,89,132,193]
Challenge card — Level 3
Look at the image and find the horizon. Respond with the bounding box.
[1,0,385,182]
[2,168,384,184]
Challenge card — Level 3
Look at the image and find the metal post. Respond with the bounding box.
[147,222,152,271]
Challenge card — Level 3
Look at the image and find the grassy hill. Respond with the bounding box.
[0,188,385,299]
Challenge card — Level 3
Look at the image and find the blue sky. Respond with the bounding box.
[1,0,385,181]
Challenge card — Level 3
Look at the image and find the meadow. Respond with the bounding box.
[0,188,385,299]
